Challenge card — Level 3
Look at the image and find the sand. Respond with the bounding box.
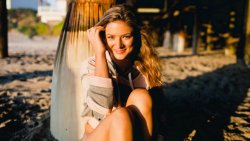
[0,31,249,141]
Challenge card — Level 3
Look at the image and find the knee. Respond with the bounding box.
[111,107,132,126]
[112,108,130,119]
[127,89,152,113]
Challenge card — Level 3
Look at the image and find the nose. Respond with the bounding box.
[114,38,124,48]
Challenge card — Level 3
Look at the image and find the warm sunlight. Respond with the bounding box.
[0,0,250,141]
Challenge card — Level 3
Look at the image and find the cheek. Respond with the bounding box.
[124,42,133,47]
[124,39,134,48]
[106,40,114,48]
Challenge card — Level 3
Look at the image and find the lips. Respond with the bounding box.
[114,49,126,54]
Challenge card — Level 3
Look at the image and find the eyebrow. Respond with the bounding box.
[106,33,132,36]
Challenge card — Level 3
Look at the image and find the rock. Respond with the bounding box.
[40,89,51,93]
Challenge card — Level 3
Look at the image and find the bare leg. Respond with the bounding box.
[126,88,153,141]
[84,89,152,141]
[84,107,133,141]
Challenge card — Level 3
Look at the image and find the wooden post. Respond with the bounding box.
[192,6,200,55]
[245,0,250,64]
[0,0,8,58]
[236,0,249,65]
[50,1,115,140]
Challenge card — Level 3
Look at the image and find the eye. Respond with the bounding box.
[122,35,132,39]
[106,36,114,40]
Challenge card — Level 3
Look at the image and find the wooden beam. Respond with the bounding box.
[0,0,8,58]
[245,0,250,64]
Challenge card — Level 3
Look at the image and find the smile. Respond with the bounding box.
[114,49,126,54]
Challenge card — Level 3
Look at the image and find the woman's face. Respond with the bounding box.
[105,20,134,61]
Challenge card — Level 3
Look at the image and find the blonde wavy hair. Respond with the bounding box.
[96,4,162,87]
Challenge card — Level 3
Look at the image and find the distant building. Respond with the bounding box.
[37,0,67,23]
[6,0,38,10]
[7,0,11,9]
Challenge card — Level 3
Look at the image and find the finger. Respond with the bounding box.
[88,57,95,65]
[88,57,95,62]
[87,27,94,33]
[88,27,99,36]
[95,26,105,31]
[87,27,93,32]
[92,26,105,33]
[87,65,95,71]
[88,59,95,67]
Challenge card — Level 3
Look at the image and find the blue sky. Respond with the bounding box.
[10,0,38,10]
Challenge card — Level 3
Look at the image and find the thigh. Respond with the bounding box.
[126,88,152,115]
[126,88,153,141]
[83,107,132,141]
[83,117,110,141]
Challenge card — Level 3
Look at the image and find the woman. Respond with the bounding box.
[80,4,163,141]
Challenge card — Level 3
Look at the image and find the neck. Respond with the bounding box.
[112,58,133,74]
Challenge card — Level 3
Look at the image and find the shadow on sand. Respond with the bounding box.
[0,89,45,140]
[158,63,250,141]
[0,69,52,141]
[0,70,52,85]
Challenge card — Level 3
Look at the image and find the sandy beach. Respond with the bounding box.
[0,31,250,141]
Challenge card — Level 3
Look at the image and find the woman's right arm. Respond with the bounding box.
[81,27,113,129]
[86,26,114,112]
[87,26,109,78]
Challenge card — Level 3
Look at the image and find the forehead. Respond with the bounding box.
[105,20,133,35]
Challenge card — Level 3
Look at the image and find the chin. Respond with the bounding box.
[113,55,126,60]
